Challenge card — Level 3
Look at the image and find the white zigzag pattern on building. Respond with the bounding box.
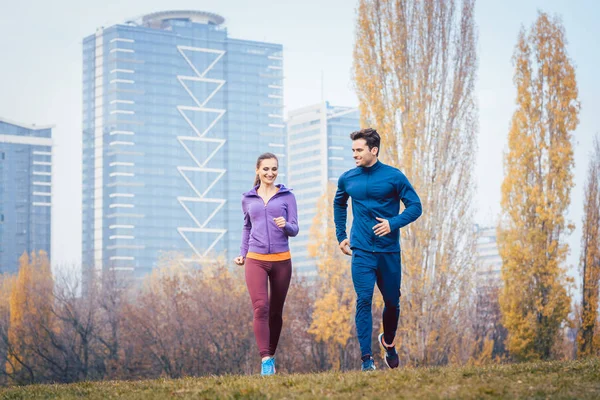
[176,45,227,262]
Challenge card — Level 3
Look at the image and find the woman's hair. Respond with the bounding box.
[254,152,279,187]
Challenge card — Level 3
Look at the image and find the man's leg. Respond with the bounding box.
[351,249,377,358]
[376,252,401,346]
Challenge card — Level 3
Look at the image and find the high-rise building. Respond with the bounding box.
[473,225,504,346]
[287,102,359,277]
[0,118,53,273]
[82,11,285,285]
[475,225,502,286]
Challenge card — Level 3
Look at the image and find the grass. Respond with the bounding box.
[1,358,599,399]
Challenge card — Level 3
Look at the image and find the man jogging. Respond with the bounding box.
[333,128,422,371]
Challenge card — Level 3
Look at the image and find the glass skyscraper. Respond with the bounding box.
[0,118,53,274]
[475,225,502,287]
[287,102,359,277]
[82,11,285,285]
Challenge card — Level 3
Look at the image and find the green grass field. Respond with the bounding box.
[1,358,599,399]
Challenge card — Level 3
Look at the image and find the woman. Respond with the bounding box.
[234,152,299,376]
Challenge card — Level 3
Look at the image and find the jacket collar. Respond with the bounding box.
[243,183,291,198]
[360,159,382,172]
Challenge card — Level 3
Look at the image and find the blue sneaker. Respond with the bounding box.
[261,357,276,376]
[361,356,376,372]
[378,333,399,369]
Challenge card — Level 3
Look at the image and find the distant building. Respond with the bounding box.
[82,10,285,287]
[0,117,53,273]
[475,225,502,286]
[287,102,359,277]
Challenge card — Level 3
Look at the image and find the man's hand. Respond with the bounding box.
[373,217,391,236]
[339,238,352,256]
[273,217,286,228]
[234,256,245,266]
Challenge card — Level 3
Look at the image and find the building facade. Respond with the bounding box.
[287,102,359,277]
[82,11,285,284]
[475,225,503,286]
[0,118,53,273]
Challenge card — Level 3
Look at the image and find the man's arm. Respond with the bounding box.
[333,174,350,243]
[388,172,422,231]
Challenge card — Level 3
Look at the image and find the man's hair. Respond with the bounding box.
[350,128,380,156]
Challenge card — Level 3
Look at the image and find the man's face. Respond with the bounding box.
[352,139,378,167]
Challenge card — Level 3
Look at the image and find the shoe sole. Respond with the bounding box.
[261,358,276,376]
[378,333,395,369]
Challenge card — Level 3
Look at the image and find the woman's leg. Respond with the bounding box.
[267,259,292,356]
[245,258,272,358]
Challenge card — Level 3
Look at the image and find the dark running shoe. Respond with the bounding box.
[378,333,399,369]
[361,356,376,372]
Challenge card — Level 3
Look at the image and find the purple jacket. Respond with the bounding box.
[240,184,299,257]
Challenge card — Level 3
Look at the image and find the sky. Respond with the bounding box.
[0,0,598,287]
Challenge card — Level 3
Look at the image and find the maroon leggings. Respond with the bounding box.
[245,257,292,358]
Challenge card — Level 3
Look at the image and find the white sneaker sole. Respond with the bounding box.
[378,333,394,369]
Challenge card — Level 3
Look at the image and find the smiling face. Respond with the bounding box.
[352,138,378,167]
[256,158,278,186]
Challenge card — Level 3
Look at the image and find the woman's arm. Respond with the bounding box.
[240,198,252,257]
[283,193,299,237]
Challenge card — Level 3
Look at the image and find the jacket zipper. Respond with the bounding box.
[262,191,282,254]
[366,170,375,252]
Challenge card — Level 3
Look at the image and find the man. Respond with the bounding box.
[333,128,422,371]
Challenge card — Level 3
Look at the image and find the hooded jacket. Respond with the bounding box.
[240,184,299,257]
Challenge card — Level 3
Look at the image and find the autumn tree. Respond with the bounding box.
[45,265,109,382]
[276,276,331,373]
[6,251,55,384]
[0,273,16,384]
[498,12,579,361]
[353,0,478,365]
[123,253,255,378]
[307,185,356,370]
[189,260,254,375]
[472,283,507,364]
[578,135,600,357]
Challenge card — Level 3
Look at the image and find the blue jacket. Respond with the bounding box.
[240,184,299,257]
[333,160,422,252]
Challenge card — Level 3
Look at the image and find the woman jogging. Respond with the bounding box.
[234,152,299,376]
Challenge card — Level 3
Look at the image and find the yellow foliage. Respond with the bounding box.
[468,338,495,367]
[307,185,354,370]
[353,0,478,366]
[498,12,579,361]
[578,135,600,357]
[6,251,55,378]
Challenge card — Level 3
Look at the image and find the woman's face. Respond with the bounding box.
[256,158,278,185]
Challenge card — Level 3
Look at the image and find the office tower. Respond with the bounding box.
[287,102,359,277]
[0,117,53,273]
[82,11,285,285]
[475,225,502,287]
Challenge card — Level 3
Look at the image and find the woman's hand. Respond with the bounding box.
[273,217,286,228]
[234,256,245,266]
